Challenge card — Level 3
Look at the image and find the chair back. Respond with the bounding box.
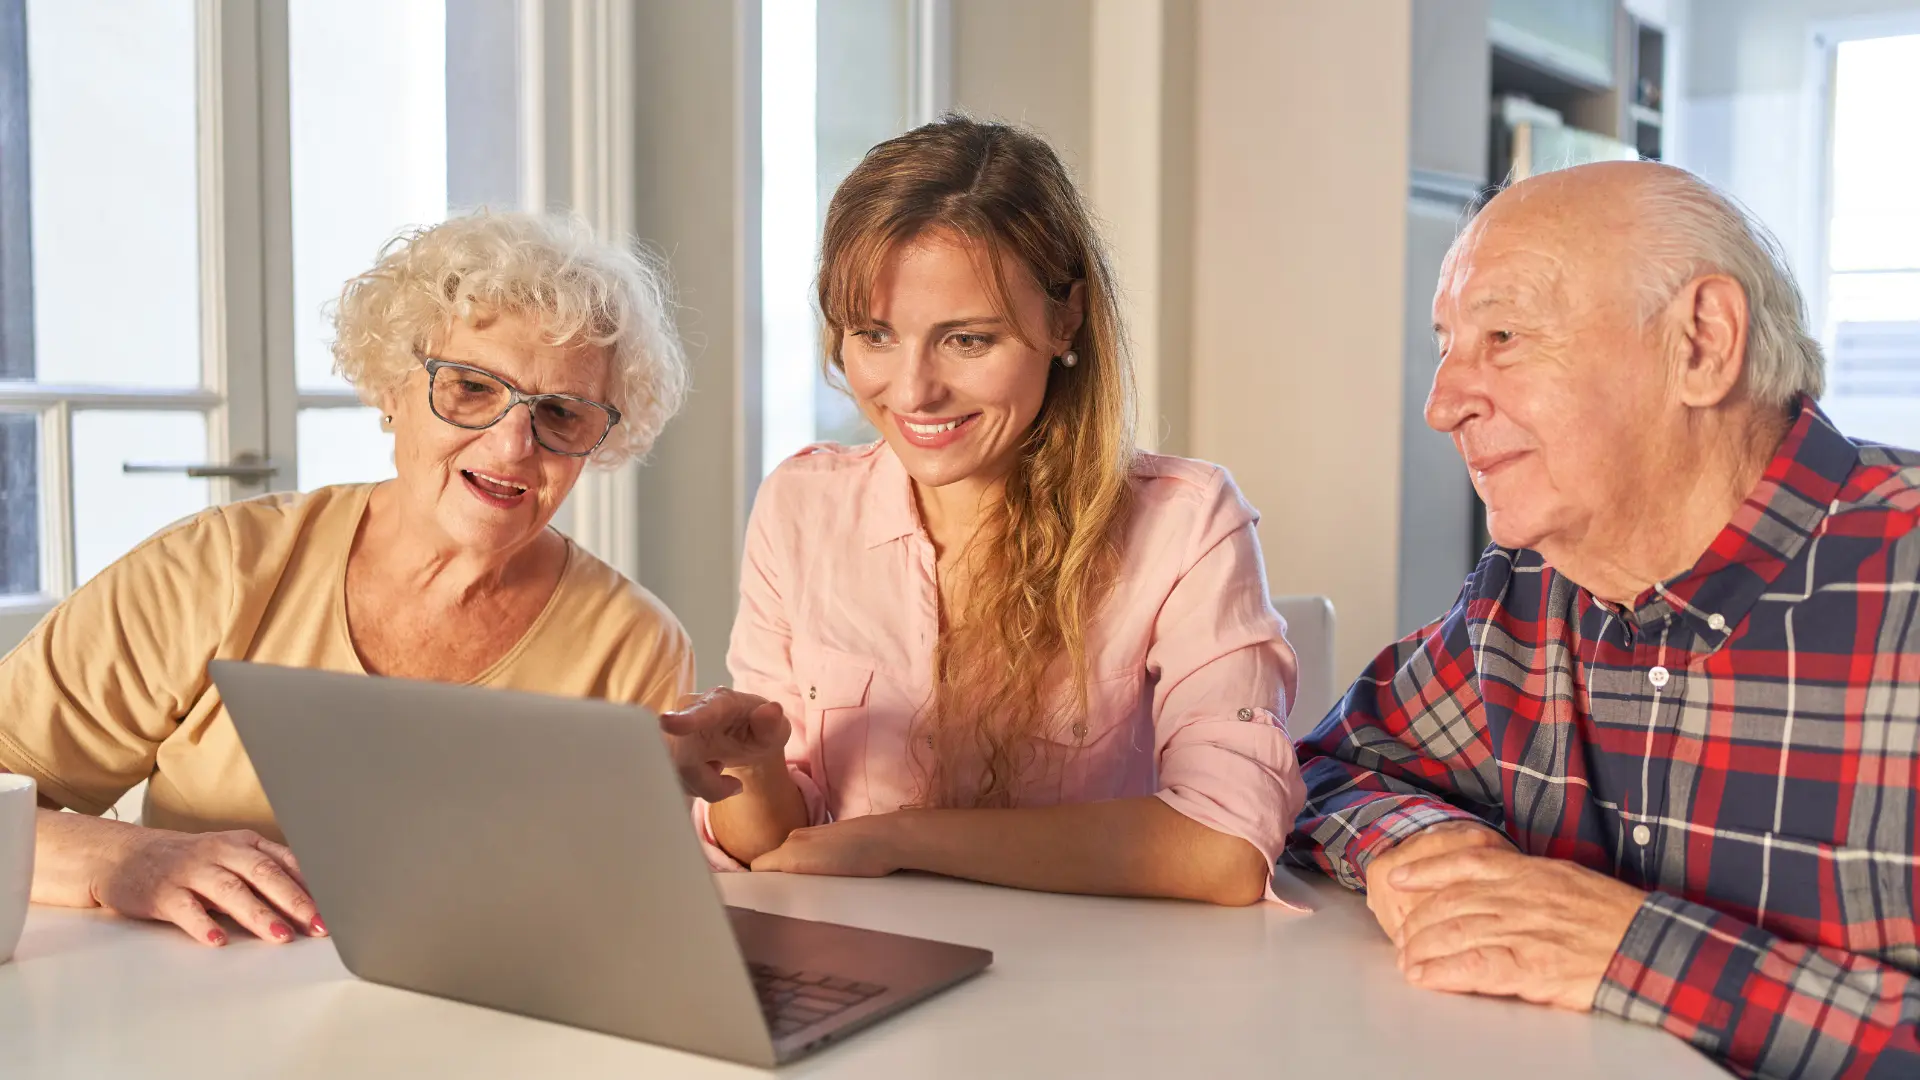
[1272,595,1338,732]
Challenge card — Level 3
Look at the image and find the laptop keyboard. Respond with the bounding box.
[749,962,889,1037]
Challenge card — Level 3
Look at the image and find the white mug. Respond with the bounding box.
[0,773,35,965]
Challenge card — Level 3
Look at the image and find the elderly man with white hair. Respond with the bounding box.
[1289,160,1920,1078]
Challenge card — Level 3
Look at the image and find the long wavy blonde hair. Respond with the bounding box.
[817,115,1137,808]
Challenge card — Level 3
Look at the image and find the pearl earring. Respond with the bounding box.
[1058,351,1078,368]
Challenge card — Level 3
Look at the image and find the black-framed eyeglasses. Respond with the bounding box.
[418,357,622,458]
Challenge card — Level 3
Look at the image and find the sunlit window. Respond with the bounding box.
[288,0,524,491]
[1819,33,1920,449]
[758,0,921,477]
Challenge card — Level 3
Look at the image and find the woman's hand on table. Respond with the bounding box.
[750,814,907,878]
[92,827,324,947]
[659,688,793,802]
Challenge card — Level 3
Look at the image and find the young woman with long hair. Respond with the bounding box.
[685,115,1302,905]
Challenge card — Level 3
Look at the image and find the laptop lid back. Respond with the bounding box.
[212,661,778,1068]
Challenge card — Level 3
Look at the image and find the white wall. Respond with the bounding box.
[1189,1,1412,685]
[628,0,756,688]
[951,0,1094,176]
[949,1,1415,686]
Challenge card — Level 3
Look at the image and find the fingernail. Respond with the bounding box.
[208,929,228,947]
[270,921,293,942]
[310,916,329,937]
[1406,963,1425,982]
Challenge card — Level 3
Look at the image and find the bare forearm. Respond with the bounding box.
[888,797,1271,906]
[707,762,810,865]
[31,807,139,908]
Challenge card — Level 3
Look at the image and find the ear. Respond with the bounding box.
[1672,273,1749,409]
[376,383,403,429]
[1053,280,1087,353]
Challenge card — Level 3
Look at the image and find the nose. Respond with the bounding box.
[888,339,948,415]
[481,400,540,458]
[1424,342,1489,435]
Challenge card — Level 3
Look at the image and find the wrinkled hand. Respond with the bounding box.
[750,815,907,878]
[1363,820,1513,941]
[1390,846,1646,1010]
[93,828,322,947]
[659,687,792,802]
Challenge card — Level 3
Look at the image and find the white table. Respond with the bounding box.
[1,870,1725,1078]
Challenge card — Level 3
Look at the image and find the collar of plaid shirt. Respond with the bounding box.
[1613,394,1859,650]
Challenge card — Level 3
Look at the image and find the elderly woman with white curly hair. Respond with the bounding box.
[0,211,700,948]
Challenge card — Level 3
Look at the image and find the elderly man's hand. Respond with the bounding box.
[659,688,792,802]
[1388,846,1646,1011]
[1362,820,1513,941]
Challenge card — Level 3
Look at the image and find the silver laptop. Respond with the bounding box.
[211,660,991,1068]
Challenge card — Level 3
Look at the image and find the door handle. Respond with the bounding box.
[123,453,280,481]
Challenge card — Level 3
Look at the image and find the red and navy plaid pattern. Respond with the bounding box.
[1287,400,1920,1078]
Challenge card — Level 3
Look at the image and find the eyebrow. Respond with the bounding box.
[862,316,1009,333]
[424,354,604,401]
[1467,294,1521,313]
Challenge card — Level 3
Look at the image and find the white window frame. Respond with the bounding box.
[548,0,641,577]
[1799,11,1920,341]
[0,0,287,638]
[0,0,587,651]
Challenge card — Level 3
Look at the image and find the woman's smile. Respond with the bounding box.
[892,412,980,449]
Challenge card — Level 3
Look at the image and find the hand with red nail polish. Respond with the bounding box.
[73,825,322,947]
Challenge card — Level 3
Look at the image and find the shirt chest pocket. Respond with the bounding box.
[792,646,876,812]
[1040,668,1150,802]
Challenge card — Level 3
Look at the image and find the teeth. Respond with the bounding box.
[905,418,965,435]
[469,470,528,493]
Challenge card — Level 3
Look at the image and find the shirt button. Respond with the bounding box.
[1708,613,1727,632]
[1632,824,1652,846]
[1237,707,1255,721]
[808,686,817,700]
[1648,665,1670,689]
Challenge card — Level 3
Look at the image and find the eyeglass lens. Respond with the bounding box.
[429,366,613,455]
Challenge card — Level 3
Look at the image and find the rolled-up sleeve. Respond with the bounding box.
[1284,576,1504,890]
[691,465,825,871]
[1148,474,1306,897]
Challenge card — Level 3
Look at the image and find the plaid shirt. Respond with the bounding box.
[1287,400,1920,1079]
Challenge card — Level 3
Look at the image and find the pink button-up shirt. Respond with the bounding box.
[696,442,1306,893]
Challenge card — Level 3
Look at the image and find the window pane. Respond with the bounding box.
[759,0,819,476]
[25,0,200,388]
[0,412,37,596]
[297,407,395,491]
[1828,36,1920,274]
[1823,35,1920,453]
[289,0,448,393]
[70,410,209,585]
[289,0,524,396]
[758,0,906,477]
[812,0,905,450]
